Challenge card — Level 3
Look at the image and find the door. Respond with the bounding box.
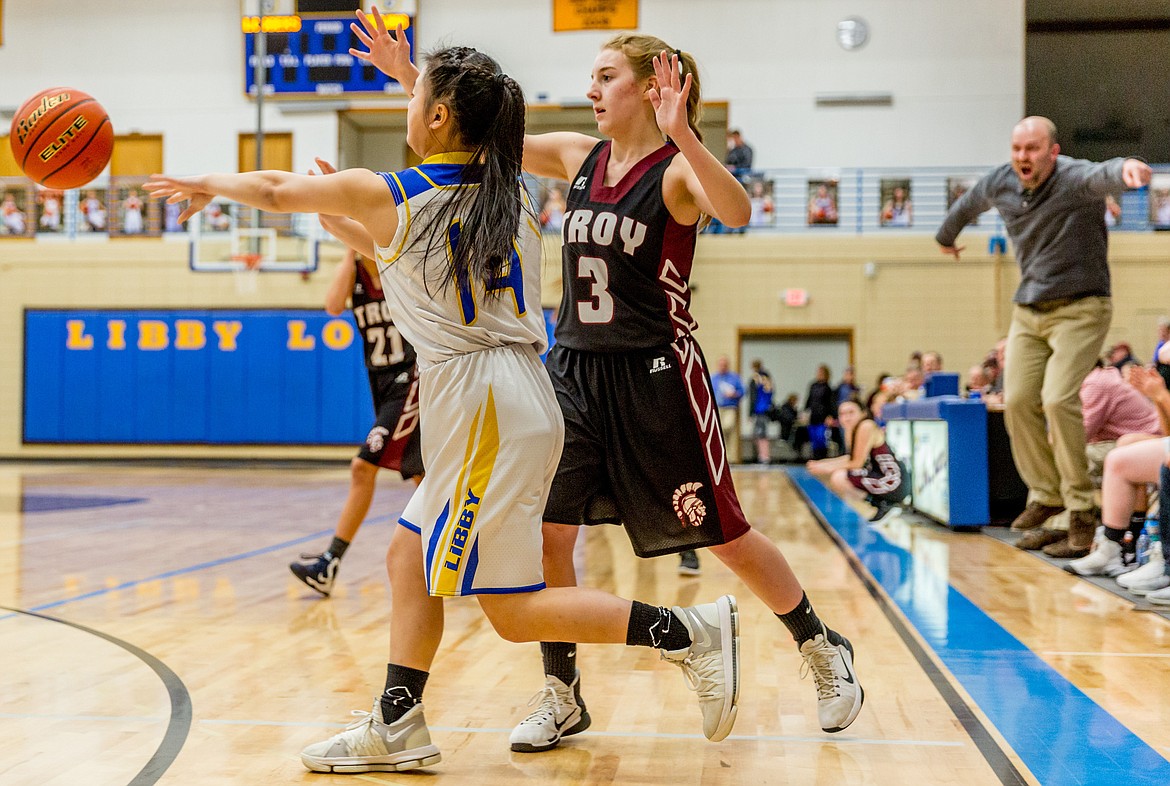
[110,134,163,176]
[238,132,293,172]
[738,329,853,460]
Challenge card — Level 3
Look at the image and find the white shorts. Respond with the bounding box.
[399,344,564,597]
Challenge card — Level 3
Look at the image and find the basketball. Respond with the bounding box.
[9,87,114,189]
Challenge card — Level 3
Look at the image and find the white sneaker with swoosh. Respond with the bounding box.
[509,672,591,752]
[660,594,740,741]
[799,625,864,732]
[300,701,441,773]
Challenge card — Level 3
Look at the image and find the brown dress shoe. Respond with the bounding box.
[1010,502,1066,531]
[1016,527,1067,551]
[1043,509,1097,558]
[1042,538,1090,559]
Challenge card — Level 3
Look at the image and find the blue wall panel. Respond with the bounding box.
[24,312,65,442]
[24,309,374,446]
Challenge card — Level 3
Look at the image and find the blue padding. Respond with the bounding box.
[924,372,959,397]
[791,466,1170,786]
[23,312,65,441]
[883,397,989,526]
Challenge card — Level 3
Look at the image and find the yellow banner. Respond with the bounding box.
[553,0,638,32]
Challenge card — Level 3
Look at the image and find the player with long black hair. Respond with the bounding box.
[147,39,739,773]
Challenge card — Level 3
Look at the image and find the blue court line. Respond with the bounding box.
[0,513,396,620]
[788,467,1170,786]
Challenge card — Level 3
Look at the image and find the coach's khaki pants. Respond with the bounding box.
[1004,296,1112,513]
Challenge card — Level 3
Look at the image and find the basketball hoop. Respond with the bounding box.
[231,253,263,295]
[232,252,264,270]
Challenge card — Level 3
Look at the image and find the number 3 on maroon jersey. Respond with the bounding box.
[576,256,614,324]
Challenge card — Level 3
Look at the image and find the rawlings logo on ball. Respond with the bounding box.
[672,482,707,527]
[15,92,70,146]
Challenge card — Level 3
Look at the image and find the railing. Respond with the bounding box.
[526,164,1170,237]
[4,165,1169,243]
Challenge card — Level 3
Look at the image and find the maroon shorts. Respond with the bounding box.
[543,338,751,558]
[357,368,423,478]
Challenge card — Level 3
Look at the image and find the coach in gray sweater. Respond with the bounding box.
[936,116,1151,558]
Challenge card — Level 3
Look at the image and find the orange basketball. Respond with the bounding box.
[9,87,114,190]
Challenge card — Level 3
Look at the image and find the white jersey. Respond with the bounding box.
[374,153,546,370]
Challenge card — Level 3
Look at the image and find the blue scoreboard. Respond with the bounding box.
[243,2,415,97]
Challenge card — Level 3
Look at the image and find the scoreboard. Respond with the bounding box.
[243,0,416,97]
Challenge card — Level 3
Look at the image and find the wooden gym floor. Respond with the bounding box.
[2,462,1169,785]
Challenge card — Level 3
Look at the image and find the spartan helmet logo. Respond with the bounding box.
[672,482,707,527]
[366,426,390,453]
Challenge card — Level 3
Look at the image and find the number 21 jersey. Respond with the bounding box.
[555,140,698,352]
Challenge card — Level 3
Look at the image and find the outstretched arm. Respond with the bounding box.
[936,172,996,259]
[522,132,598,182]
[144,168,397,247]
[312,157,378,258]
[653,53,750,227]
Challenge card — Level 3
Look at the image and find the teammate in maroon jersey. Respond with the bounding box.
[289,245,423,597]
[512,36,865,749]
[358,24,864,750]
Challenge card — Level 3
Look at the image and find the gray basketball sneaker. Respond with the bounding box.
[799,625,864,732]
[660,594,740,742]
[300,701,441,773]
[509,672,591,752]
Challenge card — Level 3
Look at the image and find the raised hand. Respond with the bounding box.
[939,244,965,260]
[1122,158,1152,189]
[142,175,214,224]
[1127,364,1168,400]
[350,8,416,91]
[312,157,339,176]
[648,51,692,141]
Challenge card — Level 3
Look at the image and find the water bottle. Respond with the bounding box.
[1148,516,1162,564]
[1137,521,1151,566]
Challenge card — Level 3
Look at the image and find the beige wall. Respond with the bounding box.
[682,234,1170,391]
[3,233,1168,458]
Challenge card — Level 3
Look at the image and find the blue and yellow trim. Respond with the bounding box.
[427,386,501,597]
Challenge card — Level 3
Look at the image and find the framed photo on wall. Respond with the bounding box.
[1150,173,1170,229]
[807,179,839,226]
[879,178,912,227]
[109,177,165,237]
[747,176,775,227]
[78,188,110,234]
[0,181,34,238]
[35,188,65,234]
[946,176,978,225]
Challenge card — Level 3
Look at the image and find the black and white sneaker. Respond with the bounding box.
[290,552,340,597]
[868,497,898,523]
[509,672,591,752]
[799,625,864,732]
[678,549,701,576]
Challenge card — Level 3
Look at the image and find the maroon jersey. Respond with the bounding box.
[555,141,698,351]
[353,259,416,376]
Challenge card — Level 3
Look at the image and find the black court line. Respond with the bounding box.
[1,605,191,786]
[786,476,1029,786]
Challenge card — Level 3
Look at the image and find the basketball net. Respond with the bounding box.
[231,253,263,295]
